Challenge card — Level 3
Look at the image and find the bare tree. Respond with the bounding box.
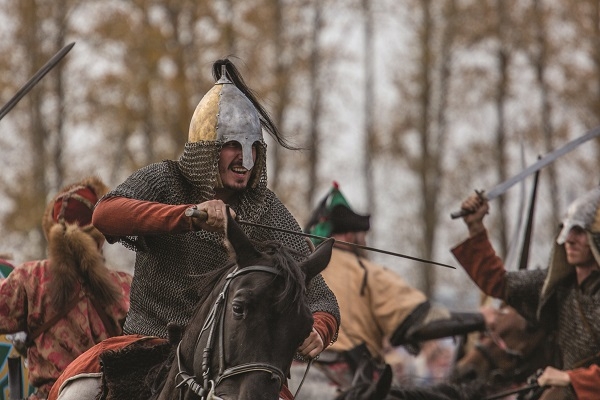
[1,0,71,259]
[362,0,376,218]
[306,1,325,206]
[527,0,561,226]
[387,0,458,296]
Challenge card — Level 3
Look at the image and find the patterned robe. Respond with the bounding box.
[0,260,131,399]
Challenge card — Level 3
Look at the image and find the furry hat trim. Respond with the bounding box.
[42,176,109,241]
[42,177,120,310]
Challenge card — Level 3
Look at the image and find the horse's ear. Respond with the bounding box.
[299,238,334,284]
[226,208,260,265]
[374,364,393,399]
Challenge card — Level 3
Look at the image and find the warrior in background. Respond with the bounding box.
[453,187,600,399]
[0,177,132,399]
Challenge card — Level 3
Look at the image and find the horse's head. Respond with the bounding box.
[172,211,333,400]
[450,304,550,390]
[334,362,485,400]
[334,363,393,400]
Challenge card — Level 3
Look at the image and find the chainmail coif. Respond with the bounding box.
[102,141,340,341]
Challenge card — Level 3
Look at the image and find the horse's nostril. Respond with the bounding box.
[453,366,478,382]
[464,368,478,381]
[490,369,506,384]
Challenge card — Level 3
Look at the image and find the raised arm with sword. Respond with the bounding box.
[450,125,600,219]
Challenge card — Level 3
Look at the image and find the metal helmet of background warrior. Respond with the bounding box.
[542,185,600,299]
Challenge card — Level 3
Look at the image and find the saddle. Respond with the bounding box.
[97,338,175,400]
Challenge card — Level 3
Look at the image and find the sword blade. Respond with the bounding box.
[451,124,600,219]
[0,42,75,121]
[185,208,455,269]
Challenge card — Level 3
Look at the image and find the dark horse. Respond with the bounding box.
[450,304,555,395]
[97,214,334,400]
[334,361,486,400]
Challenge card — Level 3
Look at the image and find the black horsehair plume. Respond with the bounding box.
[212,59,299,150]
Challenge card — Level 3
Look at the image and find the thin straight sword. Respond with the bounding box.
[185,208,455,269]
[0,42,75,121]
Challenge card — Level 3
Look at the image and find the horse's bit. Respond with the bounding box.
[175,265,287,400]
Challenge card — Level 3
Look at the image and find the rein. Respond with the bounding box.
[175,265,287,399]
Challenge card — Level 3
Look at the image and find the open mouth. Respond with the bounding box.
[230,165,249,175]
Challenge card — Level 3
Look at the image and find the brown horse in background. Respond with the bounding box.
[450,304,556,397]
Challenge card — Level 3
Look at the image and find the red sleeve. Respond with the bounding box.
[312,311,338,348]
[451,230,507,298]
[279,385,294,400]
[93,196,196,236]
[568,365,600,399]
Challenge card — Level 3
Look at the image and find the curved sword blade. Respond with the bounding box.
[451,125,600,219]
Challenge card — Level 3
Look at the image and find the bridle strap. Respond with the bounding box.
[216,362,286,386]
[176,341,208,398]
[176,264,287,399]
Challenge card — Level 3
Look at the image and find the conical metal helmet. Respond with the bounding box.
[188,67,262,170]
[541,186,600,301]
[556,186,600,245]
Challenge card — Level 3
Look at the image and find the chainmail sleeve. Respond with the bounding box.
[99,161,196,250]
[504,269,547,323]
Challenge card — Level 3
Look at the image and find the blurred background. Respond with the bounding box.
[1,0,600,314]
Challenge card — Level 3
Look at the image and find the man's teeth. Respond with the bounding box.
[231,166,247,173]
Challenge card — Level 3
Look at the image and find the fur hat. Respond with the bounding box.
[305,182,371,242]
[540,186,600,300]
[42,176,109,240]
[42,177,122,311]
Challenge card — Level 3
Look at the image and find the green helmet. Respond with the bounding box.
[305,182,370,244]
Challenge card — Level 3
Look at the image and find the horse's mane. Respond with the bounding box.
[193,239,308,314]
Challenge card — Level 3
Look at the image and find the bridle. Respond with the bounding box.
[175,265,288,399]
[472,328,532,384]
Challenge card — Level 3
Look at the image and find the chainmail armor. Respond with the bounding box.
[506,269,600,375]
[504,269,546,323]
[103,141,340,339]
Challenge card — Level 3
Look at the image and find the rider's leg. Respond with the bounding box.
[55,374,102,400]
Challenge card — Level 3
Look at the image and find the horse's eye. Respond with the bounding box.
[232,303,245,318]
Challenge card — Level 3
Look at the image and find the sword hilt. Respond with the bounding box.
[450,190,485,219]
[185,208,208,221]
[450,208,471,219]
